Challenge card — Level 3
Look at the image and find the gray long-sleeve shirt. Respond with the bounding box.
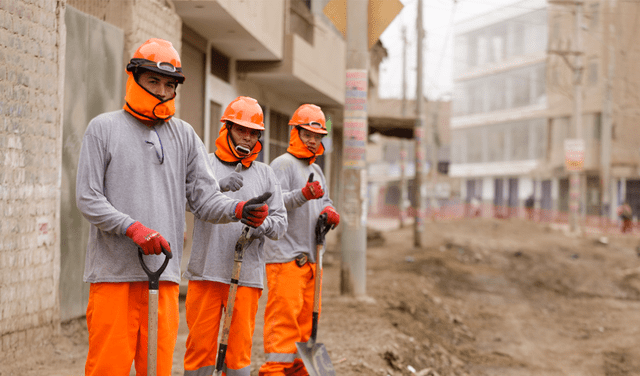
[76,110,239,284]
[263,153,333,264]
[183,155,287,288]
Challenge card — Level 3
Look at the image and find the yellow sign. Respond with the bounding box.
[323,0,404,49]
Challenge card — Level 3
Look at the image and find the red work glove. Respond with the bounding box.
[301,173,324,200]
[126,221,171,255]
[321,206,340,228]
[235,192,272,228]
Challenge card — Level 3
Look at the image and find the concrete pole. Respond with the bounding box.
[601,13,615,231]
[399,140,408,228]
[429,105,439,219]
[401,25,407,118]
[569,2,583,233]
[413,0,426,247]
[399,25,408,228]
[340,0,369,297]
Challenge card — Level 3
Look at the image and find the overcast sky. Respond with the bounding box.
[378,0,529,100]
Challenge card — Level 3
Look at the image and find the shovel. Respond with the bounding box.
[295,213,336,376]
[138,245,172,376]
[214,225,255,376]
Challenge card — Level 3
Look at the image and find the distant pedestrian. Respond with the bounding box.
[618,201,633,233]
[525,195,535,220]
[470,196,481,218]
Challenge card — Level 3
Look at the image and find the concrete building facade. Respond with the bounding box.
[545,0,640,226]
[450,0,548,218]
[451,0,640,227]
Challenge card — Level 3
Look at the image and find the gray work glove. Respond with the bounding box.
[219,163,243,192]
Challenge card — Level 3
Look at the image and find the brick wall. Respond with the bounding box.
[0,0,64,360]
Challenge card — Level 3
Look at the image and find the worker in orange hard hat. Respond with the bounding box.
[183,96,287,376]
[77,39,271,376]
[259,104,340,376]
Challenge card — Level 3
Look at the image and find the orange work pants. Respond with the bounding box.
[259,260,320,376]
[85,281,180,376]
[184,280,261,376]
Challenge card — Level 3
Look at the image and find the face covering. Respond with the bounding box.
[123,73,176,124]
[215,126,262,168]
[287,127,324,165]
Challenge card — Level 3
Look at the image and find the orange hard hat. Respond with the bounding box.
[289,104,327,135]
[126,38,185,83]
[220,96,265,130]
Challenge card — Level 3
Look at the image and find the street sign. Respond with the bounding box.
[323,0,404,49]
[564,138,585,171]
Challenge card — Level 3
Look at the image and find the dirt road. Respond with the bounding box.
[4,218,640,375]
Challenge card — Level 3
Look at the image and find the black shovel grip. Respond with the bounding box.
[315,213,332,245]
[138,245,172,291]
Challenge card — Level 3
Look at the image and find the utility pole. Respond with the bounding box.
[401,25,408,117]
[413,0,426,247]
[571,1,584,233]
[399,140,408,228]
[399,25,408,228]
[548,0,584,233]
[340,0,368,297]
[429,104,439,219]
[601,10,615,230]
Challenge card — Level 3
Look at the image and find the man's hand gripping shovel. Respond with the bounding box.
[215,190,272,376]
[138,245,172,376]
[295,213,336,376]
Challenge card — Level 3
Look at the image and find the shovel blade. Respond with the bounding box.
[295,340,336,376]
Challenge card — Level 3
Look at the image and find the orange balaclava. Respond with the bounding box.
[287,104,327,165]
[215,124,263,168]
[287,127,325,165]
[123,39,185,124]
[216,97,265,167]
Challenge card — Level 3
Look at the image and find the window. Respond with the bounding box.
[452,82,468,116]
[532,119,546,159]
[488,24,506,63]
[534,64,546,104]
[488,125,505,162]
[467,127,483,162]
[210,47,230,82]
[209,101,222,153]
[451,130,465,164]
[512,22,525,56]
[468,80,485,114]
[467,34,478,68]
[268,110,290,163]
[488,75,506,111]
[511,121,529,161]
[477,32,489,66]
[511,69,531,107]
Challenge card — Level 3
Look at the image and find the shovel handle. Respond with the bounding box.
[138,245,172,291]
[138,245,171,376]
[215,227,251,374]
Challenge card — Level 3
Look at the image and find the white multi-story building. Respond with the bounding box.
[450,0,547,217]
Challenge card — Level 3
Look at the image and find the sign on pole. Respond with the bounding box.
[564,138,585,171]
